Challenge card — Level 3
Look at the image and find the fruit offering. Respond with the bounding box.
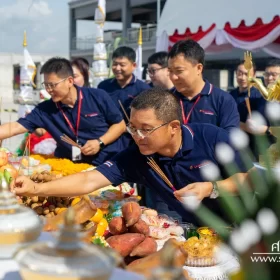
[18,171,71,218]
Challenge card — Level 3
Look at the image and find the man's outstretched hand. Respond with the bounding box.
[11,176,38,197]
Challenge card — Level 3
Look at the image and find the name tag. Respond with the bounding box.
[72,146,81,161]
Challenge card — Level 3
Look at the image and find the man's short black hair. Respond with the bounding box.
[168,39,205,66]
[266,59,280,68]
[131,87,182,123]
[40,57,74,77]
[112,46,136,62]
[237,60,257,73]
[148,51,168,67]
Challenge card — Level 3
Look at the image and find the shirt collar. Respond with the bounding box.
[180,124,194,152]
[154,124,194,161]
[111,74,137,88]
[173,79,213,99]
[57,85,81,109]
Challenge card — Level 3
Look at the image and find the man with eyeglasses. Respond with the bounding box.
[0,57,126,165]
[13,88,253,226]
[230,61,276,160]
[263,59,280,87]
[147,51,174,90]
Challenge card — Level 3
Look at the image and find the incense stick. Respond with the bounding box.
[147,157,176,192]
[60,135,80,148]
[118,100,129,122]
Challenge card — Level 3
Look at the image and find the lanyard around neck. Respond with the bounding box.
[57,90,83,140]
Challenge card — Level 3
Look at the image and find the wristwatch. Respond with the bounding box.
[210,181,219,199]
[97,138,105,150]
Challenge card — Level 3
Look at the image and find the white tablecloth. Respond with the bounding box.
[0,233,144,280]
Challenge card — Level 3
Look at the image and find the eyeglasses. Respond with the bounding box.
[263,72,280,78]
[126,122,169,138]
[41,77,68,90]
[147,67,166,76]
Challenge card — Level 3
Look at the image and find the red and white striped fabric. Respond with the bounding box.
[156,0,280,57]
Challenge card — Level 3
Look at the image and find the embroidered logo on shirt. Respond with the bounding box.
[104,161,113,167]
[199,109,215,115]
[85,113,99,117]
[190,161,212,170]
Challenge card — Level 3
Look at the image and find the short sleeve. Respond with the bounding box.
[96,145,143,185]
[17,106,45,133]
[218,94,240,133]
[93,89,123,124]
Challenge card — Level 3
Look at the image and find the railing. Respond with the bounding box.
[71,25,157,51]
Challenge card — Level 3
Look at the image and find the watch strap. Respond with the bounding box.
[210,181,219,199]
[97,138,105,149]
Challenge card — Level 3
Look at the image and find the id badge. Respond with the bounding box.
[72,146,81,161]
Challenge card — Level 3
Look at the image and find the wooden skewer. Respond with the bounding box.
[245,97,252,118]
[118,100,130,123]
[147,157,176,192]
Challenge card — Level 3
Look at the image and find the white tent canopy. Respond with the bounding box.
[156,0,280,57]
[157,0,279,36]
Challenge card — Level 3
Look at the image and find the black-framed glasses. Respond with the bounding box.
[147,67,166,76]
[41,77,68,90]
[126,122,170,138]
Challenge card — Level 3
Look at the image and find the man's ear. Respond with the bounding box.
[68,76,74,87]
[170,120,181,134]
[132,62,137,69]
[197,63,203,75]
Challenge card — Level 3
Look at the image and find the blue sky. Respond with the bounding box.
[0,0,122,56]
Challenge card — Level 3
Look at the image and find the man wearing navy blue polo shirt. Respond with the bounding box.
[0,58,126,166]
[98,46,150,120]
[168,39,239,133]
[230,61,276,159]
[13,88,252,225]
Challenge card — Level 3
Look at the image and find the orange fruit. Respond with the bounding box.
[71,197,81,206]
[98,217,108,229]
[96,223,107,236]
[89,208,103,223]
